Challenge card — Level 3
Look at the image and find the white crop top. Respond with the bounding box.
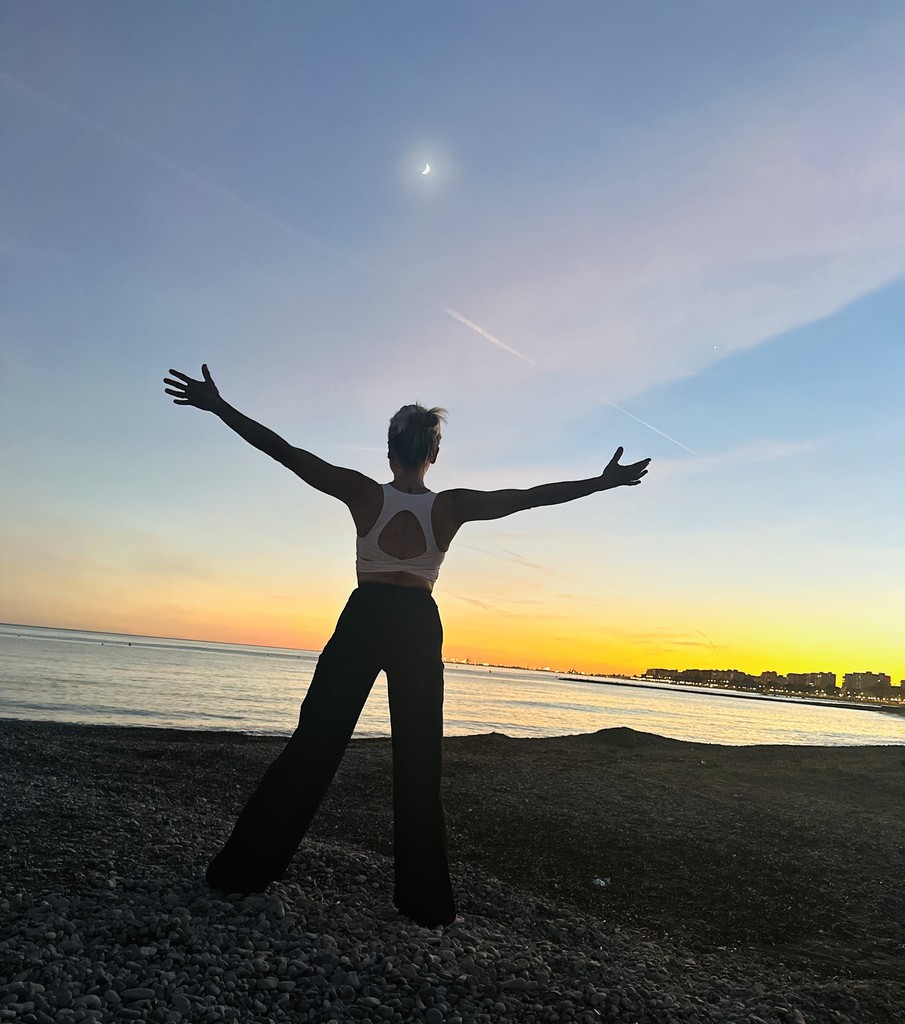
[356,484,447,583]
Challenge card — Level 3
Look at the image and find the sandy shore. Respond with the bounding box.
[1,719,903,1022]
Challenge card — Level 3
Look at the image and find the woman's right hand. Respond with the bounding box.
[164,364,223,412]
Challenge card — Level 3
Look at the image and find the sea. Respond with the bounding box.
[1,623,904,747]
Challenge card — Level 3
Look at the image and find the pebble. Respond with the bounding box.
[0,745,893,1024]
[75,994,103,1009]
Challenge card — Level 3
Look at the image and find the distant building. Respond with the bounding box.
[787,672,836,693]
[643,667,760,687]
[759,670,789,689]
[842,671,891,695]
[642,667,880,696]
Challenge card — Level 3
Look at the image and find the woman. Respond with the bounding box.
[164,363,650,927]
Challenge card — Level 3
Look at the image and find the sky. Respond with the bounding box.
[1,1,903,683]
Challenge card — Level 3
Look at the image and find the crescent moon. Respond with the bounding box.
[421,163,431,175]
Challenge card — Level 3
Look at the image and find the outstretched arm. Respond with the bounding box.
[163,365,372,504]
[448,447,650,524]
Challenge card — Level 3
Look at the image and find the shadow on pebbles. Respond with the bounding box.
[1,838,897,1024]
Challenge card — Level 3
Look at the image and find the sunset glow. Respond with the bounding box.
[1,4,902,689]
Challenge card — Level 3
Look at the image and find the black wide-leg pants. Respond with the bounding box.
[205,583,456,927]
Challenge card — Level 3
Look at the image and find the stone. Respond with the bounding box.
[121,988,156,1000]
[73,994,103,1010]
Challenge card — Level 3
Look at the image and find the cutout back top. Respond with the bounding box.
[356,484,446,583]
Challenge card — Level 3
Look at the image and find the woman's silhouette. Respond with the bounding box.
[164,363,650,926]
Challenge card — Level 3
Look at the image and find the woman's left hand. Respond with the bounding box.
[600,447,651,488]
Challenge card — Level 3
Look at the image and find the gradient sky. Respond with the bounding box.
[1,2,903,683]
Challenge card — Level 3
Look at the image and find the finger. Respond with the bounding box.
[607,446,624,465]
[172,399,190,405]
[202,363,212,382]
[164,388,188,397]
[163,379,186,388]
[168,369,194,383]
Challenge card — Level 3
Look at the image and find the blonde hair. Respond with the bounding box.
[388,403,447,468]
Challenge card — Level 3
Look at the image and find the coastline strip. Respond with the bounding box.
[562,676,901,713]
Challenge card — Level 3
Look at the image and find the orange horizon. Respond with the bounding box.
[5,614,902,688]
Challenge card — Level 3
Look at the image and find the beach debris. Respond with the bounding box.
[593,877,611,887]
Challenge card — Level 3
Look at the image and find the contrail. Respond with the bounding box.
[440,304,697,453]
[442,307,536,364]
[580,387,698,455]
[4,71,694,453]
[438,305,698,453]
[0,71,375,275]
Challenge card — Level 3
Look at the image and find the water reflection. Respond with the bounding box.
[1,625,903,746]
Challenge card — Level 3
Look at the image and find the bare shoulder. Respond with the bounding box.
[347,474,384,534]
[431,486,515,546]
[432,488,468,521]
[284,448,376,502]
[431,489,464,551]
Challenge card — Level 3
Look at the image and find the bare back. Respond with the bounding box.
[350,483,460,591]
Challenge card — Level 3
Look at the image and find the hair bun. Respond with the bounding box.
[387,403,448,468]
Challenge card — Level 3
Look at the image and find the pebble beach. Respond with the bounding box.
[1,720,903,1023]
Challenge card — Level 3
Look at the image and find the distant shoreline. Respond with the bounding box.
[562,675,905,714]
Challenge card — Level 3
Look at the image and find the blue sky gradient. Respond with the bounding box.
[1,2,902,681]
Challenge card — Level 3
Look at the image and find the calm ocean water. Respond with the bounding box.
[1,623,904,746]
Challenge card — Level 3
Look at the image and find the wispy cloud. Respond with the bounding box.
[437,46,905,403]
[316,444,386,453]
[444,591,521,616]
[618,626,725,652]
[456,541,553,573]
[654,436,827,478]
